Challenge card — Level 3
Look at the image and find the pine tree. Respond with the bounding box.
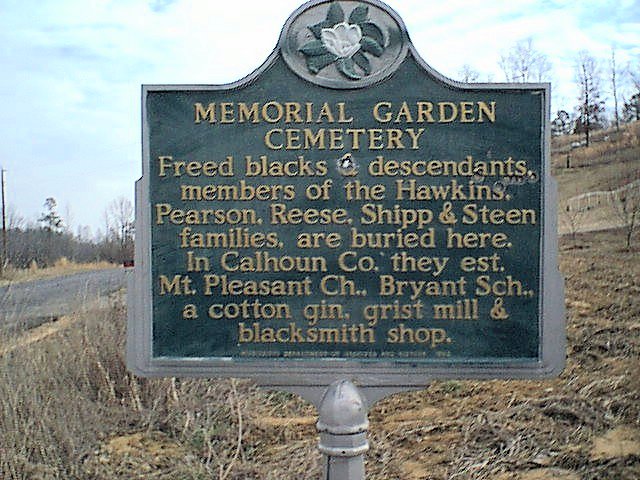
[39,197,64,234]
[623,93,640,122]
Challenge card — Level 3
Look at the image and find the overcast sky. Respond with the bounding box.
[1,0,639,235]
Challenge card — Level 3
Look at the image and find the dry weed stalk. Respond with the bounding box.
[218,378,244,480]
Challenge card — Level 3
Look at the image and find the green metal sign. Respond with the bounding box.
[128,0,565,386]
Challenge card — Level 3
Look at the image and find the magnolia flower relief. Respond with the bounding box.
[298,2,385,80]
[321,22,362,59]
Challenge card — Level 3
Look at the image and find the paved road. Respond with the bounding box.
[0,268,129,330]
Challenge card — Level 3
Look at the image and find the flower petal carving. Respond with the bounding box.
[298,3,388,80]
[321,22,362,59]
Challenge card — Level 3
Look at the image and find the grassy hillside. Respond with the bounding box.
[1,123,639,479]
[552,122,640,203]
[552,122,640,238]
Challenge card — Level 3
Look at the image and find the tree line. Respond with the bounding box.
[3,40,638,270]
[1,196,133,270]
[458,40,640,145]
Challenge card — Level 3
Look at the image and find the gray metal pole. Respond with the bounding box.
[1,168,6,275]
[317,380,369,480]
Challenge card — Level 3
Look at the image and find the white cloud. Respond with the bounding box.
[0,0,638,228]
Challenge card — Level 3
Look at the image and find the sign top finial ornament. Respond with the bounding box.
[280,0,409,89]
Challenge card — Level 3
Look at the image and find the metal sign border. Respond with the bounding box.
[127,0,565,389]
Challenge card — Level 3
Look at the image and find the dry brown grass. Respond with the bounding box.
[0,293,320,479]
[0,258,117,287]
[0,315,78,356]
[1,228,639,479]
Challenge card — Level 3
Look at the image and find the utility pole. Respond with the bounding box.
[1,168,6,275]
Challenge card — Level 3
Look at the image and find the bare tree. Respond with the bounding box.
[611,182,640,249]
[102,210,111,244]
[104,196,134,262]
[6,204,25,231]
[76,225,92,242]
[610,47,621,132]
[574,50,605,148]
[500,38,552,82]
[561,203,586,244]
[63,203,74,234]
[458,64,480,83]
[107,197,134,244]
[629,58,640,92]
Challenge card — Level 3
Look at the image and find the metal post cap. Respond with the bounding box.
[317,380,369,435]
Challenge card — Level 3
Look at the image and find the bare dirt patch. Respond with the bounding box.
[254,415,316,428]
[83,432,194,479]
[496,468,580,480]
[591,426,640,461]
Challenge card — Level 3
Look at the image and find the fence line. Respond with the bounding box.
[566,179,640,212]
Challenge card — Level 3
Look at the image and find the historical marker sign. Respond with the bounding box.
[128,0,565,388]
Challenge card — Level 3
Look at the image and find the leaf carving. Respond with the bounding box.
[352,51,371,75]
[349,5,369,24]
[299,39,329,56]
[309,20,332,39]
[360,36,384,57]
[326,2,345,25]
[306,53,338,74]
[361,22,384,46]
[336,57,361,80]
